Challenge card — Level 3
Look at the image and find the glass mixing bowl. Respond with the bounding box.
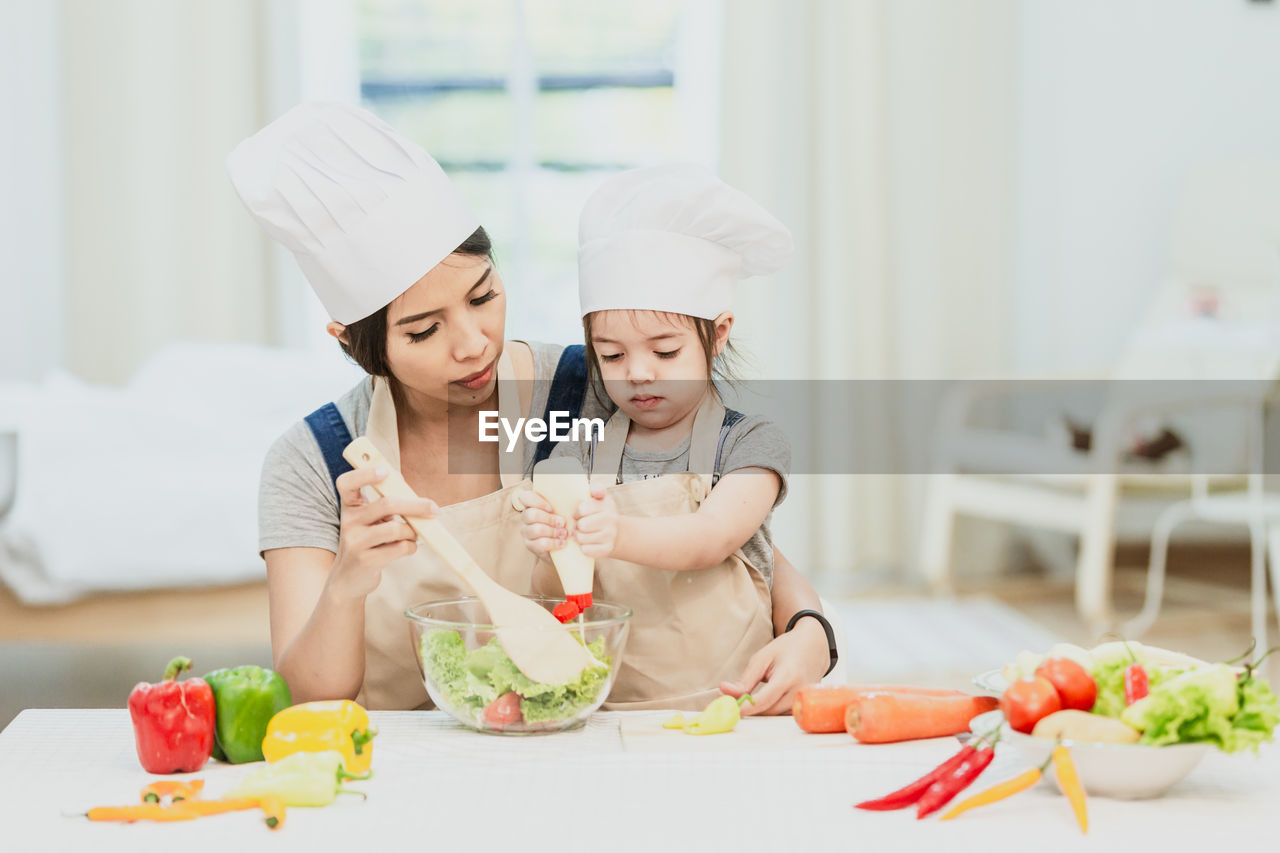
[406,596,631,734]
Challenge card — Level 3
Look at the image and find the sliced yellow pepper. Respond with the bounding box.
[662,712,689,730]
[262,700,377,775]
[662,694,753,735]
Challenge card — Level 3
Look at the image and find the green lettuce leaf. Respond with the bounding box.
[1119,664,1279,753]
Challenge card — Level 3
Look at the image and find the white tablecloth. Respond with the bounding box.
[3,709,1278,852]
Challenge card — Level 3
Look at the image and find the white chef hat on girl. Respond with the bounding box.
[577,164,793,320]
[226,101,480,324]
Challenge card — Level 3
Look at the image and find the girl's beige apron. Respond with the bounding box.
[576,396,774,712]
[356,351,547,710]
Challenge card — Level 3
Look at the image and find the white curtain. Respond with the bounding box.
[719,0,1018,585]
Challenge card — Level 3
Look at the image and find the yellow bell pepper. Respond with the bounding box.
[261,700,377,774]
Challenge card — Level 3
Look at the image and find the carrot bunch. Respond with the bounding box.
[793,684,998,742]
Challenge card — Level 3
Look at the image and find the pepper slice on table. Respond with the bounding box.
[228,750,370,807]
[127,656,216,774]
[663,694,754,735]
[202,665,292,764]
[141,779,204,804]
[262,700,377,774]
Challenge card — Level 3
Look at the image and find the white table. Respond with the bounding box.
[3,709,1278,852]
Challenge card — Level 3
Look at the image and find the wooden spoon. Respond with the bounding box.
[341,436,597,684]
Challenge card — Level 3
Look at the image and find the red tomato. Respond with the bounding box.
[1035,657,1098,712]
[482,691,523,728]
[1000,676,1062,733]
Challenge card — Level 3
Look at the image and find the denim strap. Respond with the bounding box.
[304,402,354,503]
[711,408,745,488]
[533,344,588,467]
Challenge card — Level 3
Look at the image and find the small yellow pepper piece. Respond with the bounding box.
[684,694,753,735]
[662,712,688,730]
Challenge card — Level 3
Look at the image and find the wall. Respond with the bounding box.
[0,0,63,382]
[1010,0,1280,375]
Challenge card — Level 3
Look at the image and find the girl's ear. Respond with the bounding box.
[711,311,734,356]
[326,322,349,346]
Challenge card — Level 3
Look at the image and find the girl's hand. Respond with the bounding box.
[517,489,568,556]
[574,487,619,559]
[328,466,438,601]
[718,617,831,715]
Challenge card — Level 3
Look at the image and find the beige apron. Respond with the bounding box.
[356,350,544,710]
[584,395,774,712]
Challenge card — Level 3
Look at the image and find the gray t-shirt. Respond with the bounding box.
[552,412,790,586]
[258,341,605,555]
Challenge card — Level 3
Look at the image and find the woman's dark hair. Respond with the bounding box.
[337,226,493,377]
[581,309,743,408]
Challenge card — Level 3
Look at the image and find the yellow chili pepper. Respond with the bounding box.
[941,750,1055,820]
[682,694,753,735]
[940,768,1040,820]
[262,700,377,774]
[87,794,284,829]
[1052,744,1088,833]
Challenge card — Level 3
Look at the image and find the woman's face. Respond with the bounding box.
[383,252,507,408]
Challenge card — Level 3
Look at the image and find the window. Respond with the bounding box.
[357,0,720,346]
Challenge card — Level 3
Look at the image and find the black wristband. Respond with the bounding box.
[785,609,838,678]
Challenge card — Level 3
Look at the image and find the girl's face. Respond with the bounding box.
[589,310,731,432]
[383,253,507,408]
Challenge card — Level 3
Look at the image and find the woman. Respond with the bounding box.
[227,101,835,714]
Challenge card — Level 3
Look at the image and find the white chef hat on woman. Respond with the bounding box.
[226,101,480,324]
[577,164,793,320]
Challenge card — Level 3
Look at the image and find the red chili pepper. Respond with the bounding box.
[854,744,977,811]
[127,656,216,774]
[1124,663,1149,705]
[915,744,996,819]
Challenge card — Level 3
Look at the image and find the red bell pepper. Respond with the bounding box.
[127,656,216,774]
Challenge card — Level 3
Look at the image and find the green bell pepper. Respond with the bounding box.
[202,665,292,764]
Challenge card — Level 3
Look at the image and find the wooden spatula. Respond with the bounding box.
[341,436,597,685]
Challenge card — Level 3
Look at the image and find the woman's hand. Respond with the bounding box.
[517,489,568,556]
[328,466,438,601]
[574,487,619,559]
[719,617,831,715]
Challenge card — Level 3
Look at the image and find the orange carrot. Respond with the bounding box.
[844,692,999,743]
[792,684,968,733]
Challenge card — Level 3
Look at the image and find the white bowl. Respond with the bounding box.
[969,710,1209,800]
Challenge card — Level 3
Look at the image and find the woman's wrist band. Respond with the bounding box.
[785,609,838,677]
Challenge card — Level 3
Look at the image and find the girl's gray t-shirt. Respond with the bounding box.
[258,341,602,555]
[551,412,790,587]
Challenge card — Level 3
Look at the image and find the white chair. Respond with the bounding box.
[1131,463,1280,657]
[921,160,1280,633]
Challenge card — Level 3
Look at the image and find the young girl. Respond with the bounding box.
[519,164,795,711]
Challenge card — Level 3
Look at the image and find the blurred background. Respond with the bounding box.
[4,0,1280,724]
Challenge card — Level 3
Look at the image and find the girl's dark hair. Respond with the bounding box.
[581,309,743,406]
[337,226,493,377]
